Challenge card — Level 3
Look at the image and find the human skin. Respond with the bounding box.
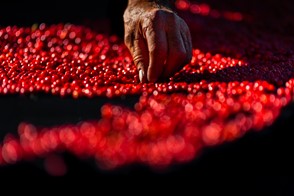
[124,0,192,82]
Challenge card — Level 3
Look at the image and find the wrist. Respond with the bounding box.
[128,0,175,9]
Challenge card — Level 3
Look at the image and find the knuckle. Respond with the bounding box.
[132,50,146,67]
[148,9,172,24]
[132,54,144,64]
[124,31,140,48]
[124,33,133,45]
[142,17,154,29]
[153,9,165,19]
[146,26,155,38]
[141,19,155,36]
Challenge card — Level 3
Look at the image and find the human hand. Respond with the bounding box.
[124,0,192,82]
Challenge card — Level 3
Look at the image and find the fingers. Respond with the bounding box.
[162,18,189,79]
[145,21,168,82]
[124,24,149,83]
[124,9,193,83]
[132,33,149,83]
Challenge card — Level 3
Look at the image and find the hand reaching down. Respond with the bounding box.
[124,0,192,82]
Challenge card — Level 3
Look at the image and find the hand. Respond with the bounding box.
[124,0,192,82]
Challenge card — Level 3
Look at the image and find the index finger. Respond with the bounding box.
[145,21,168,82]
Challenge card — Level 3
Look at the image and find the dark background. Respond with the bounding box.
[0,1,294,195]
[0,1,127,37]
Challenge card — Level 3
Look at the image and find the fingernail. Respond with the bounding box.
[139,69,144,82]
